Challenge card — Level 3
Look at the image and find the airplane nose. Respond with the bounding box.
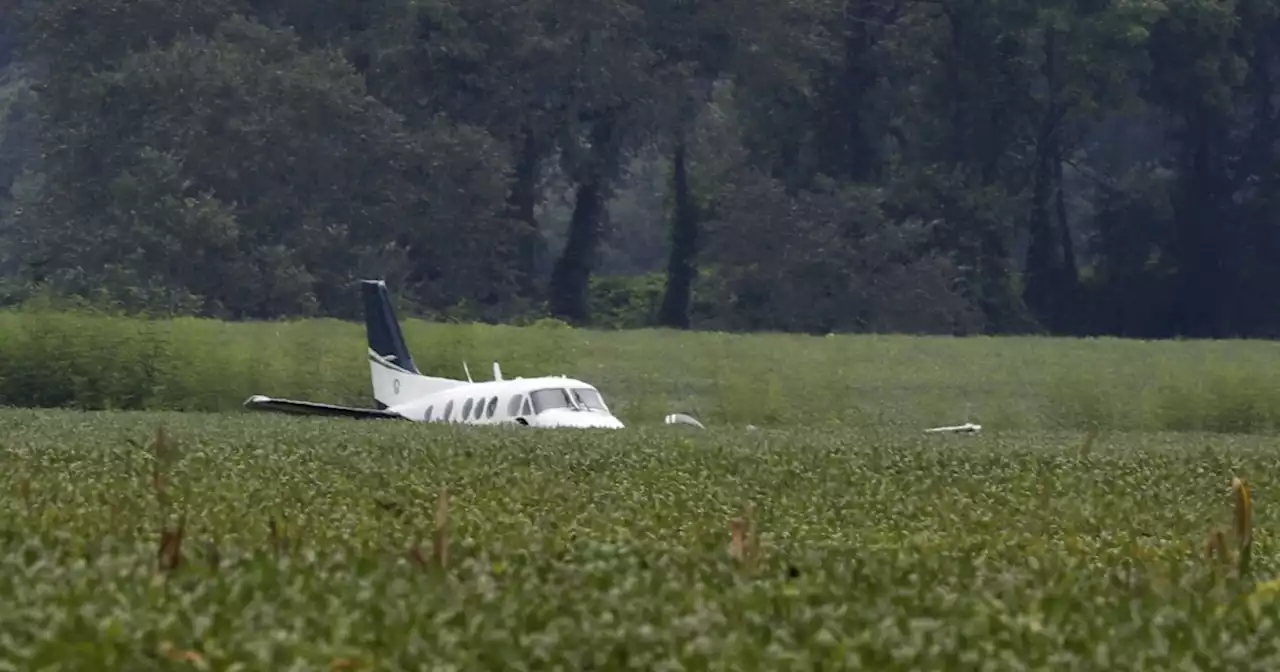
[533,409,625,429]
[596,416,626,429]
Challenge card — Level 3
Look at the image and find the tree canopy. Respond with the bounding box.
[1,0,1277,337]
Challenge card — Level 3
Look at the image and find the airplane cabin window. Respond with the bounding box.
[462,398,474,419]
[530,388,573,414]
[425,405,433,421]
[486,397,498,418]
[522,397,533,416]
[444,400,454,421]
[473,399,484,420]
[506,395,523,417]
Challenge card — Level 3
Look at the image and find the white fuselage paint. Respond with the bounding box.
[244,278,626,429]
[369,350,625,429]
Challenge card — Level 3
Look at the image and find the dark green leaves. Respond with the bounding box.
[2,410,1280,667]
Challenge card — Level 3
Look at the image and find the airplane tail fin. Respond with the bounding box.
[360,279,463,409]
[362,279,420,375]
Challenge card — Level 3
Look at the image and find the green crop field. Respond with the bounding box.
[3,310,1280,667]
[4,307,1280,432]
[2,411,1280,668]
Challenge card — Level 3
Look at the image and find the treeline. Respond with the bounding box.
[1,0,1278,338]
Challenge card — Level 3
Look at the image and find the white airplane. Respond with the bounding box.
[243,279,626,429]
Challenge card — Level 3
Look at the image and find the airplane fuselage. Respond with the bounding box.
[244,279,626,429]
[381,375,625,429]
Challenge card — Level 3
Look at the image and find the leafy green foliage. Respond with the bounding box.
[1,308,1280,433]
[587,273,665,329]
[16,6,523,319]
[1,410,1280,667]
[702,175,981,334]
[6,0,1280,338]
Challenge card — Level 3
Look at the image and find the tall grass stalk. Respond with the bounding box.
[2,307,1280,432]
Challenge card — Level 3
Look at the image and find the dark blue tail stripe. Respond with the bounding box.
[361,279,421,375]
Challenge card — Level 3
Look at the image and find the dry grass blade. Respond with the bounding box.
[18,471,31,516]
[1206,529,1230,568]
[152,425,172,462]
[432,487,450,570]
[729,504,759,572]
[269,517,285,556]
[1038,462,1054,509]
[149,425,179,508]
[205,540,220,573]
[157,513,186,572]
[1233,476,1253,575]
[158,641,207,666]
[1080,427,1098,459]
[730,517,745,561]
[407,544,428,569]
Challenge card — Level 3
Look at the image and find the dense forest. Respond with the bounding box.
[0,0,1278,338]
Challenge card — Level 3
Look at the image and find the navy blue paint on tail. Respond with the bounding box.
[361,279,421,375]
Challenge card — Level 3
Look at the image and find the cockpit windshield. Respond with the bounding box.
[529,387,610,414]
[570,387,607,411]
[530,388,573,414]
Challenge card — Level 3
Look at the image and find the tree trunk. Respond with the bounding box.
[548,182,603,323]
[1054,148,1075,279]
[658,138,698,328]
[1024,25,1074,330]
[507,126,542,298]
[942,5,968,167]
[814,0,893,182]
[549,113,616,324]
[1023,115,1056,324]
[1169,107,1226,337]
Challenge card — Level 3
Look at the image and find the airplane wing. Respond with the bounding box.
[242,395,408,420]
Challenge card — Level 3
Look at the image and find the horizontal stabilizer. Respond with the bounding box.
[243,395,407,421]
